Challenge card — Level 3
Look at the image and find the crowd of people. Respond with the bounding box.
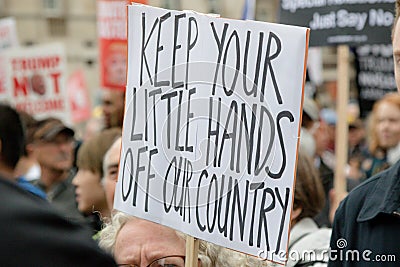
[1,1,400,266]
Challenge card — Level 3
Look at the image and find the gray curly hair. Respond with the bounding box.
[98,211,270,267]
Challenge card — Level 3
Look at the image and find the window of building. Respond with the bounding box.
[47,17,66,36]
[43,0,65,18]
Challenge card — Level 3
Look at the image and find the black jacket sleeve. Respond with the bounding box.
[0,177,116,267]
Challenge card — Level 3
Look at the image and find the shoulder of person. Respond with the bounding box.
[286,219,331,267]
[334,161,400,231]
[0,177,116,266]
[287,233,331,267]
[291,219,331,252]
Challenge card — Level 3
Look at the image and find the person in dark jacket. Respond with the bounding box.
[0,103,116,266]
[0,177,117,266]
[329,2,400,265]
[328,163,400,266]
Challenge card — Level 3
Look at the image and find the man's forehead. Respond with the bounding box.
[103,90,124,101]
[106,142,121,163]
[107,163,119,170]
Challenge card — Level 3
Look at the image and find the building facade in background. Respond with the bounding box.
[0,0,342,121]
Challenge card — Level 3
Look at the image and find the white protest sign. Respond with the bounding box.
[3,43,72,124]
[114,4,309,264]
[0,17,19,102]
[0,17,19,50]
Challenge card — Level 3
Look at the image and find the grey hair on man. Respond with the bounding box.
[99,211,270,267]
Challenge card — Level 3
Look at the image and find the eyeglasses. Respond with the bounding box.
[117,255,187,267]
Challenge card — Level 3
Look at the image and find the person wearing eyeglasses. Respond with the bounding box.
[102,213,188,267]
[99,211,271,267]
[99,140,271,267]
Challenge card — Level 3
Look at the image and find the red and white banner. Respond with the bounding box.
[97,0,146,91]
[2,43,72,124]
[0,17,19,50]
[67,70,91,123]
[0,17,19,102]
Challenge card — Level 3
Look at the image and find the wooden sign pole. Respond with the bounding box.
[334,45,350,194]
[185,236,199,267]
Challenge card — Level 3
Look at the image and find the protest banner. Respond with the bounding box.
[0,17,19,102]
[2,43,72,124]
[97,0,147,91]
[67,70,91,123]
[280,1,396,194]
[114,4,309,264]
[279,0,395,47]
[0,17,19,50]
[354,44,397,117]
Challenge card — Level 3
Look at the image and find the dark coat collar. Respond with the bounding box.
[357,161,400,222]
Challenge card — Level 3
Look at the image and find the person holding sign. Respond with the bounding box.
[328,2,400,265]
[101,140,271,266]
[116,3,309,265]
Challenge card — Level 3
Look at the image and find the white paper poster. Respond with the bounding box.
[3,43,72,124]
[114,4,309,264]
[0,17,19,102]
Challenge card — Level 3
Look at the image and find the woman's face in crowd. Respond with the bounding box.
[114,218,186,267]
[375,102,400,149]
[72,169,107,214]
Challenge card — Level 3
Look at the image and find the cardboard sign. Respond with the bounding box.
[354,44,397,117]
[279,0,395,46]
[0,17,19,101]
[2,43,72,124]
[114,4,309,264]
